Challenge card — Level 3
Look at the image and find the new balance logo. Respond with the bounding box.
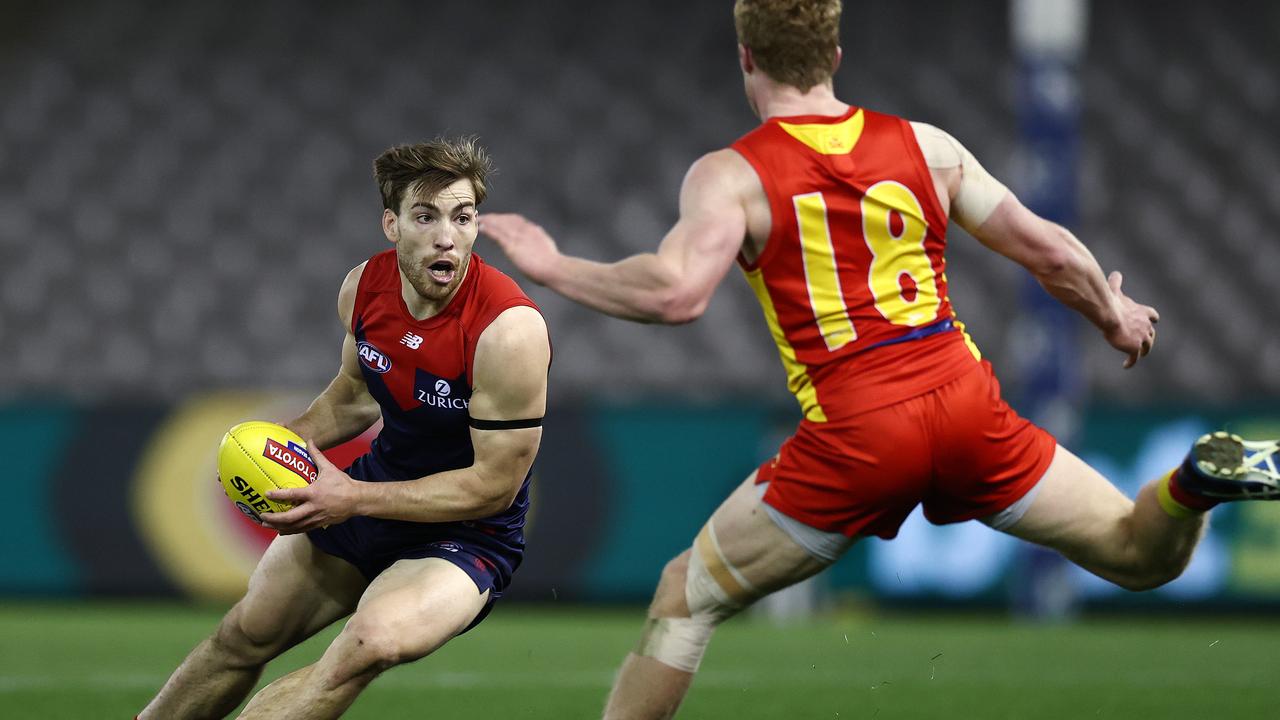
[400,332,423,350]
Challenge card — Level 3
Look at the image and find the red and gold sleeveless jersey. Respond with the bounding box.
[731,107,982,423]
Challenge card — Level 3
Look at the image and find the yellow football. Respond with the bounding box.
[218,421,316,525]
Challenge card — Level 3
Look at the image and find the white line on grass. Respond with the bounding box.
[2,667,1274,694]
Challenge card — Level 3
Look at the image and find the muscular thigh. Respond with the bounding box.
[228,533,367,649]
[1001,444,1135,566]
[332,557,490,662]
[699,473,835,601]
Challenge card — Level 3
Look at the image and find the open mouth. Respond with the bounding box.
[427,259,456,285]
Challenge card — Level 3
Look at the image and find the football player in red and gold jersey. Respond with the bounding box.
[482,1,1280,718]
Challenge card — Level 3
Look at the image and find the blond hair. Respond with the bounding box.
[733,0,842,91]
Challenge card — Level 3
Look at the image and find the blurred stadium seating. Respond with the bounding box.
[2,0,1276,406]
[4,6,1280,716]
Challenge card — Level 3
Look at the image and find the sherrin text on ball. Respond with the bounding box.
[217,421,316,525]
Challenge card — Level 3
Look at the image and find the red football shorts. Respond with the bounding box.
[755,360,1057,539]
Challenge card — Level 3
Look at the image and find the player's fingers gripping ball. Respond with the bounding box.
[218,421,318,525]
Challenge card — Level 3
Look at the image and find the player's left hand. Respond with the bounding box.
[1103,271,1160,369]
[261,439,360,534]
[478,213,561,285]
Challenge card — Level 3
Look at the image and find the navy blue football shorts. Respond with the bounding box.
[306,455,523,632]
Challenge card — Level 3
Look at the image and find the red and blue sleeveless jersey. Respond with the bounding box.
[731,106,982,423]
[351,249,540,531]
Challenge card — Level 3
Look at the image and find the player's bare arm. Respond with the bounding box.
[480,150,753,324]
[284,262,381,447]
[261,305,550,532]
[975,197,1158,368]
[915,122,1159,369]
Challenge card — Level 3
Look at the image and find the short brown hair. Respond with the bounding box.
[734,0,842,91]
[373,136,493,213]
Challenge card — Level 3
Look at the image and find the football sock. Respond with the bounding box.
[1156,468,1218,518]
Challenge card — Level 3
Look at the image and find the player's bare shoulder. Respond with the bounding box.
[337,260,369,329]
[685,149,770,261]
[475,306,550,370]
[471,306,550,418]
[908,121,1009,232]
[684,149,762,203]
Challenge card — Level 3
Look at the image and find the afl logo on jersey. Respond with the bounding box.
[357,341,392,373]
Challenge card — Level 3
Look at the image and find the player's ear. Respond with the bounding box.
[738,44,753,74]
[382,208,399,244]
[832,46,842,74]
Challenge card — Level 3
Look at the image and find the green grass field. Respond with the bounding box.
[1,602,1275,719]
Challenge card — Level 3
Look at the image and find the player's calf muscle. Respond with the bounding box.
[1059,488,1203,591]
[317,658,386,694]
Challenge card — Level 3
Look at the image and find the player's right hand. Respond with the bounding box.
[1103,271,1159,369]
[478,213,561,285]
[261,438,358,534]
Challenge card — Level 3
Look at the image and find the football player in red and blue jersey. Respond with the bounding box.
[480,2,1280,717]
[140,138,550,719]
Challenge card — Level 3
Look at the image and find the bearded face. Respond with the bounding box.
[383,178,478,316]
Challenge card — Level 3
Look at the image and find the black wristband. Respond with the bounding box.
[468,416,544,430]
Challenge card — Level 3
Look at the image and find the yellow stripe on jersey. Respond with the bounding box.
[943,274,982,361]
[744,267,828,423]
[953,317,983,361]
[778,109,866,156]
[793,192,857,352]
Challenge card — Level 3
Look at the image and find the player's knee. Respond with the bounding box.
[327,616,409,685]
[635,536,754,674]
[1120,556,1190,592]
[1104,543,1193,591]
[1116,572,1172,592]
[650,551,692,618]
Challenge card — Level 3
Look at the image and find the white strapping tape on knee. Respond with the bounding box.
[637,522,758,673]
[687,521,757,618]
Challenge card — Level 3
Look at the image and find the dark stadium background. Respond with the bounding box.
[1,1,1277,718]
